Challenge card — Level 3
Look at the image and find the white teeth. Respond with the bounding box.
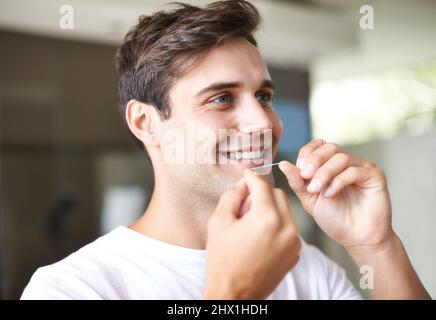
[251,151,262,158]
[225,150,264,160]
[229,152,242,160]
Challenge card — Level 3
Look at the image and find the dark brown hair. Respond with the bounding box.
[115,0,261,150]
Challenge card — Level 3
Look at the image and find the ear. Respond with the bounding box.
[125,99,161,148]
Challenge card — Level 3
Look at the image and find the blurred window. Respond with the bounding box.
[310,60,436,145]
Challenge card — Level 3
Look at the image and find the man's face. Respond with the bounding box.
[158,38,283,196]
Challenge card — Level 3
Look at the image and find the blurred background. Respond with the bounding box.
[0,0,435,299]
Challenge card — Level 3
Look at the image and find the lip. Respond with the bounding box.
[218,156,266,167]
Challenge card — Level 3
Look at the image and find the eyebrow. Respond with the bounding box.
[194,79,275,98]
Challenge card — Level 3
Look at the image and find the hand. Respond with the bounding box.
[279,139,394,253]
[203,169,301,299]
[278,139,430,300]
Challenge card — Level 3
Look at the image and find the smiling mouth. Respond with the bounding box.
[217,146,274,165]
[221,150,265,160]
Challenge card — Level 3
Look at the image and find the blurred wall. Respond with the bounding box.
[312,0,436,82]
[0,30,139,299]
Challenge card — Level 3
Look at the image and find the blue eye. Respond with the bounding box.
[257,92,273,103]
[212,95,231,104]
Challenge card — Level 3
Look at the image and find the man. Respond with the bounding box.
[22,0,429,299]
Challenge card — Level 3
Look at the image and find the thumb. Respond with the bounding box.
[278,160,308,198]
[213,181,248,223]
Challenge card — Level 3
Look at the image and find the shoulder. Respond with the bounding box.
[21,227,135,300]
[21,265,103,299]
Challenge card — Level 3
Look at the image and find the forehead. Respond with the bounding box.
[170,38,271,96]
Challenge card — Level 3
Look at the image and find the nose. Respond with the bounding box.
[238,99,274,134]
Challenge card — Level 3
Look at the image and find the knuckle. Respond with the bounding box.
[281,223,298,241]
[261,213,281,231]
[298,139,323,157]
[326,142,340,153]
[332,175,343,188]
[374,167,386,179]
[313,166,332,181]
[333,152,350,164]
[368,160,377,168]
[298,147,310,159]
[295,236,302,251]
[347,166,360,176]
[306,155,321,169]
[363,159,376,168]
[314,138,326,145]
[285,234,301,268]
[312,173,327,185]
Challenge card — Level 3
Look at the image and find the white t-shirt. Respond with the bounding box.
[21,226,362,300]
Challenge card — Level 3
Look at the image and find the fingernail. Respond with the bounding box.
[323,186,334,197]
[296,158,306,170]
[301,163,314,178]
[307,178,322,193]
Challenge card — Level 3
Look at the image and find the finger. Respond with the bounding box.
[243,169,276,210]
[278,160,308,197]
[323,166,387,198]
[306,153,373,194]
[299,142,342,180]
[213,182,248,223]
[238,195,251,218]
[296,139,326,169]
[272,188,295,224]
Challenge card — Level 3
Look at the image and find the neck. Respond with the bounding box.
[130,173,217,250]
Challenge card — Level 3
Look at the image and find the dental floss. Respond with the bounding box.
[252,162,280,175]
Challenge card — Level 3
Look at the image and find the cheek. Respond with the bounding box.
[194,113,234,140]
[196,112,233,128]
[186,116,227,157]
[270,110,283,145]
